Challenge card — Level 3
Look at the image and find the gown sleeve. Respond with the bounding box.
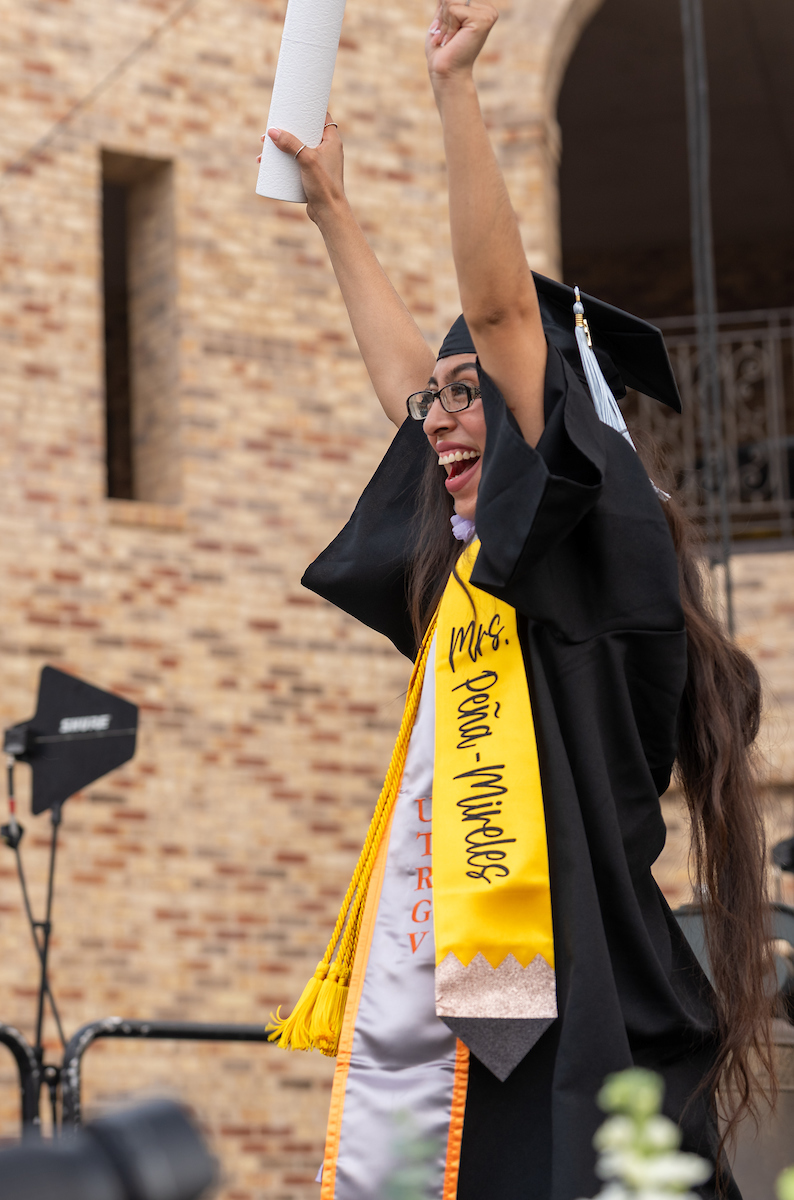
[300,415,432,660]
[473,342,605,578]
[472,345,683,643]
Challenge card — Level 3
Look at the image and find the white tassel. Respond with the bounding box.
[573,288,635,448]
[573,287,669,501]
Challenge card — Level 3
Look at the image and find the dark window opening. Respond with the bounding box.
[101,150,180,505]
[102,180,134,500]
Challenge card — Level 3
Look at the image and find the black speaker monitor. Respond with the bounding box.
[4,666,138,814]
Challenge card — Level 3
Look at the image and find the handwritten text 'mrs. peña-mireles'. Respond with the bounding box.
[455,763,513,883]
[448,613,503,671]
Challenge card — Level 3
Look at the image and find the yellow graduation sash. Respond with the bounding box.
[267,539,557,1075]
[432,540,557,1076]
[433,538,554,972]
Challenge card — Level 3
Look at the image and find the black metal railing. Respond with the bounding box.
[0,1024,41,1137]
[61,1018,273,1128]
[0,1018,273,1136]
[625,307,794,542]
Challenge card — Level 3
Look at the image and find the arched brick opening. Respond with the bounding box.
[555,0,794,318]
[548,0,794,548]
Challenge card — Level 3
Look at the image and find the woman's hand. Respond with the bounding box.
[260,113,346,225]
[258,112,434,426]
[427,0,546,446]
[426,1,498,85]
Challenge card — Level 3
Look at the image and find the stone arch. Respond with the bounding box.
[555,0,794,317]
[551,0,794,549]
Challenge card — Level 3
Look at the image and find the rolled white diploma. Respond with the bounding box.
[256,0,347,203]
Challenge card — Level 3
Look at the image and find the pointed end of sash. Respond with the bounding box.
[435,953,557,1078]
[442,1015,555,1081]
[436,951,557,1019]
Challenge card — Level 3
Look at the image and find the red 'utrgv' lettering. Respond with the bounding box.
[416,797,431,823]
[409,800,433,952]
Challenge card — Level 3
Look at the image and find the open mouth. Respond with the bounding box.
[438,448,481,492]
[438,449,481,479]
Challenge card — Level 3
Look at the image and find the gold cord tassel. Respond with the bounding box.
[266,615,437,1055]
[310,964,350,1056]
[266,962,328,1051]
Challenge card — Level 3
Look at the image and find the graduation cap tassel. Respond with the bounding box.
[573,288,670,501]
[573,288,636,449]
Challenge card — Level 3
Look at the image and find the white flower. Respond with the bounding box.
[598,1070,664,1119]
[620,1152,712,1190]
[633,1190,702,1200]
[586,1068,712,1199]
[638,1116,681,1154]
[594,1116,637,1153]
[589,1183,633,1200]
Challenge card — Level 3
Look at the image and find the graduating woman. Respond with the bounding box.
[260,4,774,1197]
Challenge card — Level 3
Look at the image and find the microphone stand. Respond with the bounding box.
[1,761,65,1131]
[33,801,62,1061]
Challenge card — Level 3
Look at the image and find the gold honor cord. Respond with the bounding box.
[433,541,554,974]
[267,615,438,1056]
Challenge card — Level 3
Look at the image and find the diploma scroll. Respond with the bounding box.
[256,0,347,203]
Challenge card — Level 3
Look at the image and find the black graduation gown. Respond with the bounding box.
[302,344,736,1200]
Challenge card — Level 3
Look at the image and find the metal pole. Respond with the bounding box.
[34,804,61,1058]
[3,761,65,1048]
[680,0,734,635]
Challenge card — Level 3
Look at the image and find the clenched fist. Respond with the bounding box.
[426,0,499,84]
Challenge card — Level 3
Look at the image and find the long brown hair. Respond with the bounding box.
[662,490,776,1150]
[406,451,460,643]
[406,447,776,1150]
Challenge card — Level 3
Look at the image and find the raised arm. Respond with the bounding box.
[427,3,547,446]
[263,121,435,427]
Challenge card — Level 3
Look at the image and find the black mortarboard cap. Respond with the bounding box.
[437,273,682,413]
[437,313,477,361]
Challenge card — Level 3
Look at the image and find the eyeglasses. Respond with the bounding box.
[406,381,481,422]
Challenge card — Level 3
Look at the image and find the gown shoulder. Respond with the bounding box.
[302,343,683,653]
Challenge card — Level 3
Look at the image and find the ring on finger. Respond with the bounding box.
[294,143,307,159]
[324,122,338,130]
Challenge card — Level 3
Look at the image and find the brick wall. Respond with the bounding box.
[0,2,792,1198]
